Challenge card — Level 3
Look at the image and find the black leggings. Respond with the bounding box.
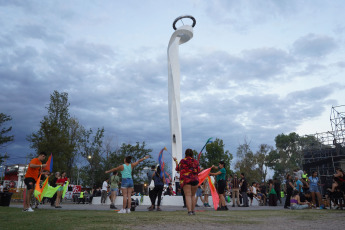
[285,189,292,207]
[150,185,164,206]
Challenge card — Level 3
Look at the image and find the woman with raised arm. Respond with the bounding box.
[173,149,200,215]
[105,155,149,214]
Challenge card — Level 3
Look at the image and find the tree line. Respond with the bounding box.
[1,90,322,187]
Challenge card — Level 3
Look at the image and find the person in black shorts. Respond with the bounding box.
[210,161,227,210]
[23,152,47,212]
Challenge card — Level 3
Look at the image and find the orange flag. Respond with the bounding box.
[34,175,50,202]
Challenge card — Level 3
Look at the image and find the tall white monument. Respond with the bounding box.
[168,16,195,181]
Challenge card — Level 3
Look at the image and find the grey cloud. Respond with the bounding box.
[0,0,32,8]
[204,0,299,30]
[297,63,326,76]
[64,41,116,62]
[336,62,345,68]
[292,33,337,58]
[0,34,16,47]
[286,83,338,104]
[181,47,293,91]
[16,24,64,43]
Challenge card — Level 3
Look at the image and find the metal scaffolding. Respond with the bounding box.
[302,105,345,191]
[330,105,345,147]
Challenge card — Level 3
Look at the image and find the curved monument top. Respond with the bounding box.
[173,15,196,30]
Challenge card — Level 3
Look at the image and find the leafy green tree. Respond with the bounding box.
[79,127,105,187]
[199,138,233,176]
[27,91,81,177]
[0,113,14,147]
[0,113,13,164]
[107,142,155,184]
[234,140,260,183]
[255,144,273,183]
[266,132,305,179]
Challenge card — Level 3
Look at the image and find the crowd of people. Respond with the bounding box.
[21,150,344,215]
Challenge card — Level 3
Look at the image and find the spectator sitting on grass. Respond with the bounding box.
[290,190,311,210]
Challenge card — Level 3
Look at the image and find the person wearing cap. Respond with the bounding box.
[210,161,228,210]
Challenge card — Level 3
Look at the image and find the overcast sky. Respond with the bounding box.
[1,0,344,168]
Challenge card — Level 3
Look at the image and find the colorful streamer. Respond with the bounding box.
[158,147,170,184]
[198,167,219,210]
[198,168,212,186]
[208,176,219,210]
[197,138,213,162]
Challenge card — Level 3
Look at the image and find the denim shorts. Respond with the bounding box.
[291,204,309,210]
[196,187,203,197]
[121,178,134,188]
[57,186,64,191]
[309,185,319,193]
[111,187,119,192]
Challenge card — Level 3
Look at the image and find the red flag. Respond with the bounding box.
[198,168,212,186]
[208,176,219,210]
[198,167,219,210]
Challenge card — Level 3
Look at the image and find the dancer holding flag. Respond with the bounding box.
[23,152,47,212]
[210,161,228,210]
[173,148,200,216]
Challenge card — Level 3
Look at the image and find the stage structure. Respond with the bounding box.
[330,105,345,147]
[167,15,196,182]
[302,105,345,193]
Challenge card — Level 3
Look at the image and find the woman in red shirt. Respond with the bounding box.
[55,172,69,208]
[173,149,200,215]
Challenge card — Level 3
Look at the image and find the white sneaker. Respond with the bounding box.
[126,208,131,214]
[28,207,34,212]
[118,209,126,214]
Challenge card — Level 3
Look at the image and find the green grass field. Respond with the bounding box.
[1,207,344,230]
